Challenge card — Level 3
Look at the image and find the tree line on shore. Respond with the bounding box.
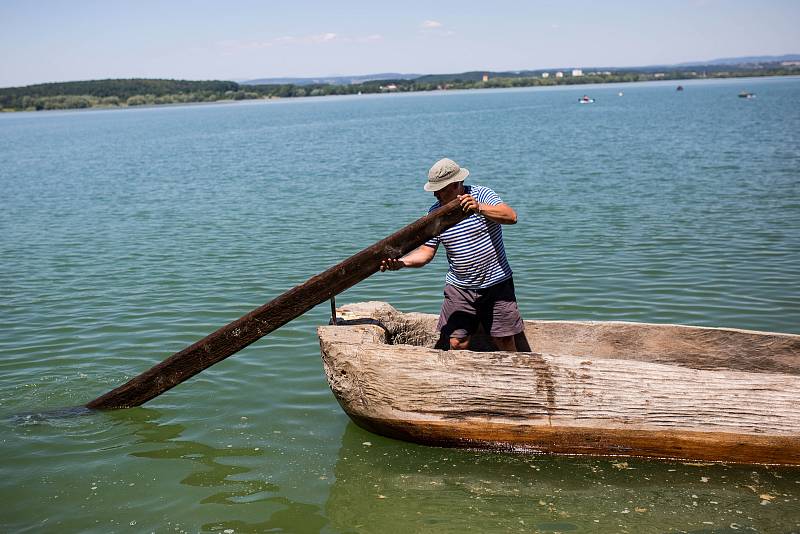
[1,68,797,112]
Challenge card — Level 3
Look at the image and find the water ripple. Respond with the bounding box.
[1,77,799,532]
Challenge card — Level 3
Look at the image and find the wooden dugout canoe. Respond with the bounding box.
[317,301,800,465]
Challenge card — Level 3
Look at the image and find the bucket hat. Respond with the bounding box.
[424,158,470,192]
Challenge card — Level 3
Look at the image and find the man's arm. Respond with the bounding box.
[458,194,517,224]
[380,244,437,271]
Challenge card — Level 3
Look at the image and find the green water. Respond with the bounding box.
[1,77,799,533]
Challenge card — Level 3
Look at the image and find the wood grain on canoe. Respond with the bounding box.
[318,302,800,464]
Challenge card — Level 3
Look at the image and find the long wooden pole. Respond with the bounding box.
[86,199,468,409]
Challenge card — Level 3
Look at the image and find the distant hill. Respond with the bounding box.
[677,54,800,66]
[2,54,798,112]
[0,78,238,97]
[241,73,421,86]
[0,78,245,110]
[415,71,537,83]
[240,55,800,87]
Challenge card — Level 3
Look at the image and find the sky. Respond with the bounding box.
[1,0,799,87]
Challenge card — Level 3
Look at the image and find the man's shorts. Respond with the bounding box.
[437,278,524,339]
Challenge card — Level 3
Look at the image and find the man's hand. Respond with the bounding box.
[380,258,405,272]
[381,245,437,271]
[458,194,480,214]
[458,196,518,224]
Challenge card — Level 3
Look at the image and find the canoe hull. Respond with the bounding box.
[318,302,800,465]
[348,413,800,465]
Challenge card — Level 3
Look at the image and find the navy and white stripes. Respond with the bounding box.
[425,185,513,289]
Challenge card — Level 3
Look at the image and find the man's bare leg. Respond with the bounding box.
[491,335,517,352]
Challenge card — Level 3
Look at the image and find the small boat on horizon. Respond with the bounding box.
[676,85,684,91]
[319,301,800,465]
[578,95,595,104]
[739,91,756,99]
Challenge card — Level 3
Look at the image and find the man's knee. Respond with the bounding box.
[449,336,470,350]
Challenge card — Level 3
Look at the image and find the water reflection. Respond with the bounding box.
[111,408,279,505]
[327,422,800,533]
[202,497,328,533]
[107,407,331,532]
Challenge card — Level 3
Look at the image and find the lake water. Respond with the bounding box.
[1,77,799,533]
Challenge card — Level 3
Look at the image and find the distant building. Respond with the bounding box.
[541,72,550,78]
[572,69,583,77]
[555,71,564,78]
[380,84,398,92]
[654,73,665,78]
[482,73,489,82]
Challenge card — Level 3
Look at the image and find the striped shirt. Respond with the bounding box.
[425,185,513,289]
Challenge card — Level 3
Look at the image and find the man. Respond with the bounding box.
[380,157,523,351]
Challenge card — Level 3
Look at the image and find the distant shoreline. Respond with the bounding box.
[2,71,798,113]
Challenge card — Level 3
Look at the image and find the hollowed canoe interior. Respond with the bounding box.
[351,309,800,375]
